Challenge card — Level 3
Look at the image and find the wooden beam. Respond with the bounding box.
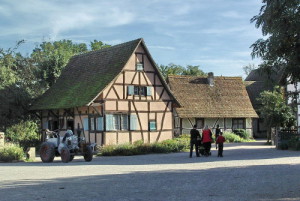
[132,101,144,142]
[156,101,170,142]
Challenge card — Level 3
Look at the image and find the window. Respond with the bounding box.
[136,63,144,71]
[90,117,95,130]
[106,114,128,131]
[232,118,245,129]
[196,118,204,129]
[48,119,58,131]
[59,118,65,129]
[149,121,157,131]
[128,86,152,96]
[136,53,144,71]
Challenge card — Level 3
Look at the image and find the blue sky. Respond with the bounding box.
[0,0,264,77]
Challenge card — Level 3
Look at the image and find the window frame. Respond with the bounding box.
[232,118,245,130]
[149,120,157,131]
[106,114,129,131]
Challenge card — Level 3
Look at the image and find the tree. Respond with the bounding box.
[31,39,111,89]
[90,40,111,51]
[251,0,300,83]
[31,40,88,89]
[0,41,37,131]
[243,63,257,76]
[258,86,295,142]
[182,65,206,76]
[158,63,206,79]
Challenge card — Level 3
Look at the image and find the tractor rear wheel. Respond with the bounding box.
[61,147,71,163]
[84,146,93,162]
[40,142,55,163]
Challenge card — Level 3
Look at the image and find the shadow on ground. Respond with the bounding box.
[1,164,299,201]
[1,140,299,167]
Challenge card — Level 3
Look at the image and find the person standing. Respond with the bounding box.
[216,132,226,157]
[202,125,213,156]
[190,125,201,158]
[215,124,221,139]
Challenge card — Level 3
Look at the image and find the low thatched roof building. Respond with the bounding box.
[168,73,258,135]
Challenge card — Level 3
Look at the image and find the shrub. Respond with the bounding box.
[278,142,289,150]
[5,120,39,142]
[99,136,188,156]
[223,132,243,143]
[233,129,250,139]
[287,136,300,151]
[0,144,24,162]
[5,120,40,151]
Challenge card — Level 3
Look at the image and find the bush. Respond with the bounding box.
[278,142,289,150]
[0,144,24,162]
[287,136,300,151]
[5,120,39,142]
[99,136,188,156]
[223,132,243,143]
[233,129,250,139]
[5,120,40,151]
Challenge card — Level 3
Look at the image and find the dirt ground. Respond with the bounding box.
[0,140,300,201]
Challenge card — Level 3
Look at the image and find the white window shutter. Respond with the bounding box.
[83,118,89,131]
[130,114,137,131]
[146,86,152,96]
[106,114,114,131]
[97,117,104,131]
[128,85,134,95]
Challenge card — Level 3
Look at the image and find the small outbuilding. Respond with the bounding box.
[168,73,258,135]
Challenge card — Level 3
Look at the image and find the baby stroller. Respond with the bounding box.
[198,141,205,156]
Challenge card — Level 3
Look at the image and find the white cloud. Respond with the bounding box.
[220,11,242,19]
[148,46,175,50]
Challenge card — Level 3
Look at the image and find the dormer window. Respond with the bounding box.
[136,53,144,71]
[136,63,144,71]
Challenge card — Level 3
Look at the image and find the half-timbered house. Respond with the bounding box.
[168,73,258,135]
[31,38,180,145]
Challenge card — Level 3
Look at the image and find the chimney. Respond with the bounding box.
[208,72,214,86]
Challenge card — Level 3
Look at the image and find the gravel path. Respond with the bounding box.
[0,140,300,201]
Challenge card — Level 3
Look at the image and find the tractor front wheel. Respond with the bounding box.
[61,147,71,163]
[40,142,55,163]
[69,155,74,162]
[84,146,93,162]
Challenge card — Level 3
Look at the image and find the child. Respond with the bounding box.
[216,132,225,157]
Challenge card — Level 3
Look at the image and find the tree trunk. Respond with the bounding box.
[267,120,273,143]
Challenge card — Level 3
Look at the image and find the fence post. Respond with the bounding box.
[0,132,4,148]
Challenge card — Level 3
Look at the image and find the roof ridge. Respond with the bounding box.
[168,75,242,79]
[72,38,142,59]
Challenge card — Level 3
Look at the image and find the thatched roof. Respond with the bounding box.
[245,67,283,110]
[31,38,179,110]
[168,75,258,118]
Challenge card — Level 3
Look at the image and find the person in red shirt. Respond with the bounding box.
[202,125,212,156]
[216,132,226,157]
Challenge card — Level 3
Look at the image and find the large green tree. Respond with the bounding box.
[31,39,111,89]
[258,87,295,142]
[251,0,300,83]
[0,41,38,131]
[0,39,111,132]
[158,63,206,79]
